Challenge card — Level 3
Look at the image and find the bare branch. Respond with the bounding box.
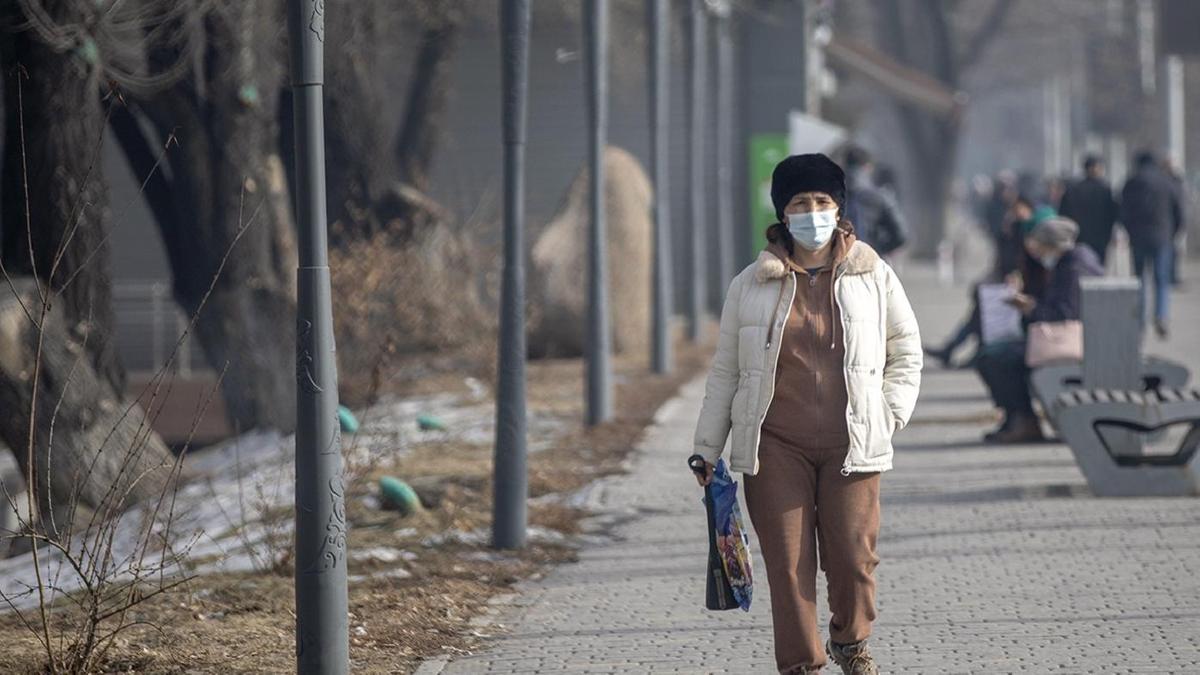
[957,0,1017,75]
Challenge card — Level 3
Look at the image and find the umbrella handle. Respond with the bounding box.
[687,454,709,477]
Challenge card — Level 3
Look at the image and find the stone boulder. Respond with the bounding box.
[529,147,653,359]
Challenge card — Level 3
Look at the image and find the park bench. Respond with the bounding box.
[1030,356,1189,413]
[1033,278,1200,497]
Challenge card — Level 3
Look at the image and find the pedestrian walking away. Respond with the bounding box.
[691,153,923,675]
[842,145,908,258]
[1121,150,1184,338]
[1163,160,1188,288]
[1058,155,1118,265]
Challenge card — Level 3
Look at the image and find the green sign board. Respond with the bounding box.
[749,133,789,255]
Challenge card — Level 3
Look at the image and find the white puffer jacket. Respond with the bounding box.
[693,240,922,476]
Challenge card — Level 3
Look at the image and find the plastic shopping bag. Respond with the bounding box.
[688,455,753,612]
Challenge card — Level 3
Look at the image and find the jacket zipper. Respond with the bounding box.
[837,271,857,477]
[750,273,796,474]
[750,266,861,477]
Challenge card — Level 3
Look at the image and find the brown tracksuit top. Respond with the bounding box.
[760,230,855,448]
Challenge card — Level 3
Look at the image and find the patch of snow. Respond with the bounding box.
[421,529,489,548]
[348,567,412,584]
[0,385,576,612]
[351,546,403,564]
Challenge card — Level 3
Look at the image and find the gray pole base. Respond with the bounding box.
[295,266,349,673]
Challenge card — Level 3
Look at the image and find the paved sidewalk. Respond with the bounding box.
[431,263,1200,674]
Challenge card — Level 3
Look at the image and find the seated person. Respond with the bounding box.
[925,198,1052,369]
[975,216,1104,443]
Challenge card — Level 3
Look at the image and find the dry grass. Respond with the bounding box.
[0,334,713,674]
[329,229,498,408]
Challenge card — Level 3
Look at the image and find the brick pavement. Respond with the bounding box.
[427,263,1200,674]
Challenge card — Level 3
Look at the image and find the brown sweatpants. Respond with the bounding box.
[744,427,881,674]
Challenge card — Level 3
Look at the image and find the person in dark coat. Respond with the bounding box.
[1058,156,1118,264]
[843,145,908,257]
[975,217,1104,444]
[1163,161,1187,287]
[1120,151,1183,338]
[985,171,1018,243]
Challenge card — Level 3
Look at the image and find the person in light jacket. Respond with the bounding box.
[692,153,922,675]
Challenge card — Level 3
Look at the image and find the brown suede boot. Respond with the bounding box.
[826,639,879,675]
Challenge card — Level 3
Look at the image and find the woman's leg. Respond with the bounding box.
[974,348,1009,414]
[814,451,881,646]
[976,341,1030,418]
[744,432,824,673]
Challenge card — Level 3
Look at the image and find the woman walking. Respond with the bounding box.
[692,153,922,674]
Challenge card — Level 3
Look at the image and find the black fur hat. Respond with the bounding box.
[770,153,846,221]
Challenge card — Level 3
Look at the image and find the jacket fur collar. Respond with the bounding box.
[753,240,880,284]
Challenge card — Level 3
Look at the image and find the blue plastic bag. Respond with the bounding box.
[706,459,753,611]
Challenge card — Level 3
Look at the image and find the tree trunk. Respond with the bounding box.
[879,0,1012,259]
[894,112,960,258]
[319,3,395,241]
[317,1,463,244]
[114,1,299,433]
[0,280,175,536]
[0,3,174,529]
[394,7,462,194]
[0,7,122,390]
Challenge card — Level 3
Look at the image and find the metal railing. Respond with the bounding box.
[112,281,202,376]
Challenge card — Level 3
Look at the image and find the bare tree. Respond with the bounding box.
[877,0,1016,256]
[299,0,465,244]
[110,1,467,433]
[110,0,299,432]
[393,1,463,195]
[0,0,175,526]
[0,1,123,390]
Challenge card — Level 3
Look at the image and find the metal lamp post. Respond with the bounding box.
[585,0,613,425]
[648,0,673,374]
[286,0,348,673]
[687,0,708,342]
[493,0,531,550]
[713,1,735,289]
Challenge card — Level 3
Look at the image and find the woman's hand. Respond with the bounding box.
[1004,270,1023,291]
[1005,292,1036,315]
[694,461,714,487]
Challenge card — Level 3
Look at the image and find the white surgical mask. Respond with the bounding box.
[786,208,839,250]
[1038,253,1060,270]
